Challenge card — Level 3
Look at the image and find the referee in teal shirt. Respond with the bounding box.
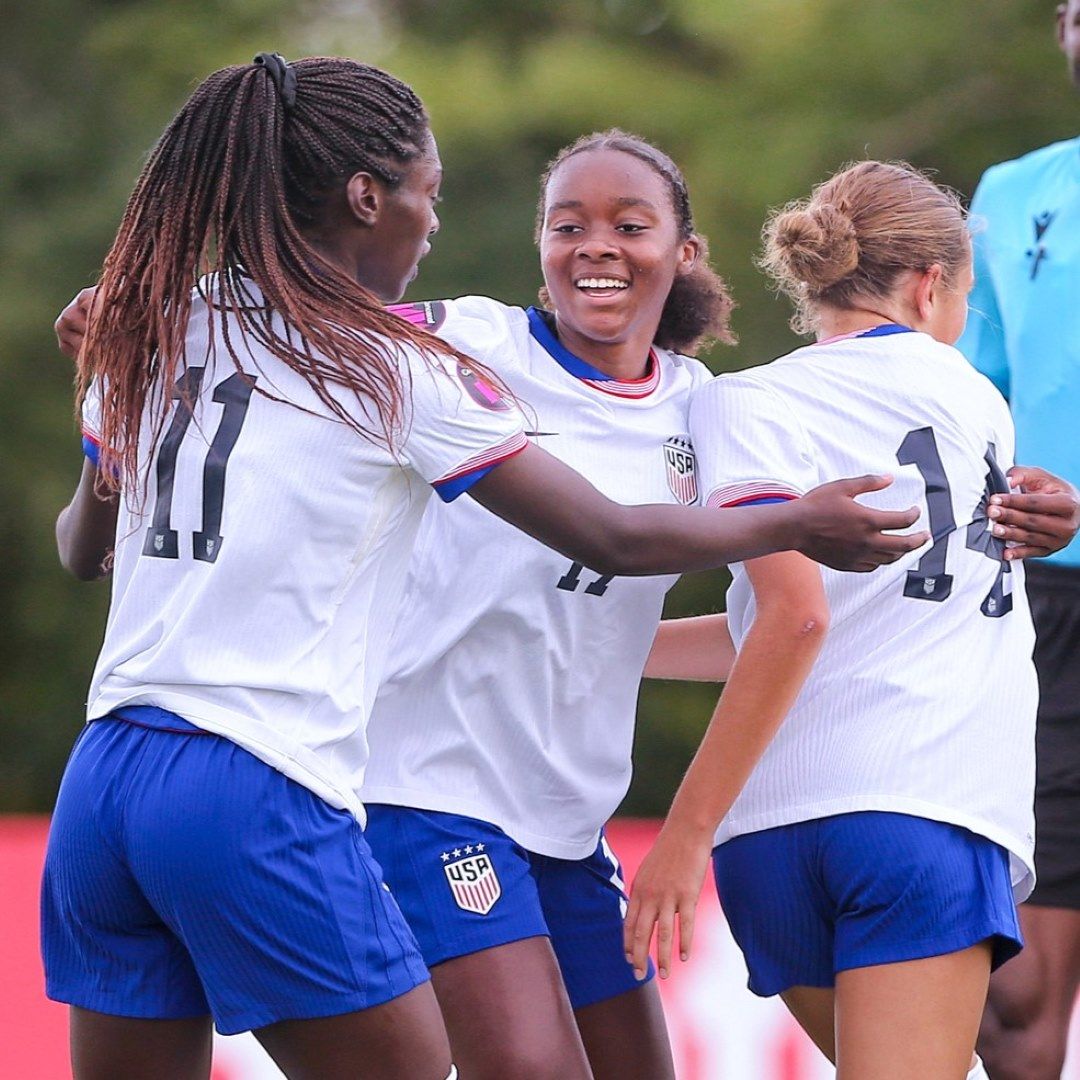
[958,6,1080,1074]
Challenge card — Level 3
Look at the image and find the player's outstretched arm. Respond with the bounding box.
[990,466,1080,559]
[470,445,928,575]
[624,551,828,980]
[56,459,118,580]
[644,615,735,683]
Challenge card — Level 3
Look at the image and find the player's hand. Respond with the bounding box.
[623,825,712,982]
[794,475,928,572]
[989,466,1080,559]
[55,286,96,359]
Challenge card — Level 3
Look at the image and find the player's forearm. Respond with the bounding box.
[601,501,801,575]
[644,614,735,682]
[471,445,800,576]
[664,599,827,839]
[57,459,118,580]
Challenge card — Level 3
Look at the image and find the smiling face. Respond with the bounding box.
[538,148,698,362]
[357,128,443,302]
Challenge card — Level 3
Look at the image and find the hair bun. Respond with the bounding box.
[772,203,859,289]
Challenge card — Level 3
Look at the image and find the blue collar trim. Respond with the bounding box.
[857,323,914,338]
[526,307,618,381]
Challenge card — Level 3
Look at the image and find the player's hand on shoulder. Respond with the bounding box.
[55,287,97,360]
[623,825,712,982]
[990,466,1080,559]
[794,474,928,572]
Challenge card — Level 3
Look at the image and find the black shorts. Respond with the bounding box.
[1026,562,1080,909]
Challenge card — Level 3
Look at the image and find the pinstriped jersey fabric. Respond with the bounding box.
[691,330,1038,899]
[83,281,525,822]
[362,296,714,859]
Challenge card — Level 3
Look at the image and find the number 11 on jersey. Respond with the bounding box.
[143,368,256,563]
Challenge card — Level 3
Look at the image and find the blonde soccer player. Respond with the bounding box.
[625,161,1080,1080]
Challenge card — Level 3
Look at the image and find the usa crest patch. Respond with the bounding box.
[444,851,501,915]
[664,435,698,505]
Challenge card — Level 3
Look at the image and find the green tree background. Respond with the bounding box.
[1,0,1073,813]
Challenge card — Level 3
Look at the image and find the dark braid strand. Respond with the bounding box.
[79,56,495,498]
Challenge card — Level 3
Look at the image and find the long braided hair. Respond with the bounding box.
[80,56,481,495]
[535,130,736,356]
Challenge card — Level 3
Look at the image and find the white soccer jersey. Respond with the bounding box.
[690,326,1038,898]
[361,296,713,859]
[83,281,526,820]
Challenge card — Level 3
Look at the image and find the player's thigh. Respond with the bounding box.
[70,1008,213,1080]
[253,983,452,1080]
[979,904,1080,1078]
[781,985,836,1063]
[432,937,592,1080]
[365,807,588,1077]
[986,904,1080,1025]
[574,981,674,1080]
[834,943,992,1080]
[534,832,672,1078]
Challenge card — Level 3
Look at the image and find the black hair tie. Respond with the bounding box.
[253,52,297,111]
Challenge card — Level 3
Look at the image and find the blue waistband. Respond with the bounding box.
[105,705,207,735]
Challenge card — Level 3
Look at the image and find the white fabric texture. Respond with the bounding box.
[362,296,713,858]
[691,329,1037,899]
[86,283,524,821]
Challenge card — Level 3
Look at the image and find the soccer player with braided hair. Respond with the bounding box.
[43,57,938,1078]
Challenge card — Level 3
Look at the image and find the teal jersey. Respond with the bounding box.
[958,137,1080,567]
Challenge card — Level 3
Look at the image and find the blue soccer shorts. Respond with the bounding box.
[41,708,430,1035]
[363,805,653,1009]
[712,810,1023,998]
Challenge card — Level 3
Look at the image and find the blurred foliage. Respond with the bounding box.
[2,0,1075,815]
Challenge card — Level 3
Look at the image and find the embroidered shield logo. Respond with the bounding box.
[456,363,512,412]
[664,435,698,505]
[444,852,501,915]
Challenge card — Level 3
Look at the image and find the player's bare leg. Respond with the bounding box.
[574,980,675,1080]
[781,985,836,1061]
[430,937,592,1080]
[70,1008,212,1080]
[978,904,1080,1080]
[833,943,991,1079]
[253,983,452,1080]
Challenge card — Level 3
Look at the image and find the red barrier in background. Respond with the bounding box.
[5,816,1079,1079]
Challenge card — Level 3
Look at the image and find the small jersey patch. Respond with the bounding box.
[443,849,502,915]
[456,362,512,412]
[664,435,698,505]
[388,300,448,331]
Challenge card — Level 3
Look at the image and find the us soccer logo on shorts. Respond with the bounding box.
[443,850,502,915]
[664,435,698,505]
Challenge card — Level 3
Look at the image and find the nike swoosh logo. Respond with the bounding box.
[525,430,559,437]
